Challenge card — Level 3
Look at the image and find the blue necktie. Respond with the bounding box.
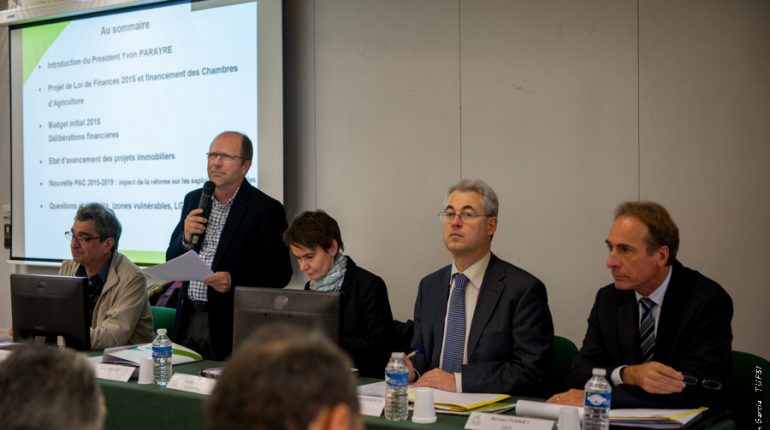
[442,273,468,373]
[639,298,656,362]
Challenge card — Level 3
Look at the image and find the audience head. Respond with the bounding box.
[283,210,345,281]
[206,323,361,430]
[442,179,498,268]
[606,200,680,296]
[0,344,106,430]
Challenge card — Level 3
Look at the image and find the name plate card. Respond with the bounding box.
[358,395,385,417]
[166,373,216,395]
[465,412,554,430]
[94,363,134,382]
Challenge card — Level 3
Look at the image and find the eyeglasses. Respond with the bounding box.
[682,375,723,390]
[206,152,242,162]
[438,210,491,223]
[65,231,103,243]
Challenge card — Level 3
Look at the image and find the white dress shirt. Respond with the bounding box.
[611,265,672,385]
[439,252,491,392]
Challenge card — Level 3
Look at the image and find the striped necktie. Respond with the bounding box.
[441,273,468,373]
[639,298,656,362]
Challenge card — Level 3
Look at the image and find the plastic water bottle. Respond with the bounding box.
[384,352,409,421]
[583,368,611,430]
[152,328,173,387]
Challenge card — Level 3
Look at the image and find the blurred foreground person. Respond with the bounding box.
[0,344,106,430]
[206,323,361,430]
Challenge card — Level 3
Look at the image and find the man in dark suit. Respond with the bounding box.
[548,201,732,409]
[167,131,292,360]
[406,179,554,395]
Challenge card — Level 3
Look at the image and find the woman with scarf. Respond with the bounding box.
[283,210,395,377]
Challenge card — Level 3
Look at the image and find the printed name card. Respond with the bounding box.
[358,395,385,417]
[166,373,217,395]
[465,412,554,430]
[94,363,134,382]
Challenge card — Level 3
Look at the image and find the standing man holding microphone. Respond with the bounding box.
[167,131,292,360]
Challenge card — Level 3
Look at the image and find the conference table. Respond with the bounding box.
[98,360,736,430]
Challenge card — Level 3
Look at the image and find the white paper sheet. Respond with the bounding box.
[358,395,386,417]
[357,380,388,397]
[142,250,214,281]
[515,400,584,419]
[465,412,554,430]
[166,373,217,395]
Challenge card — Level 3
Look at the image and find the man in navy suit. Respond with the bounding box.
[406,179,554,395]
[548,201,732,408]
[167,131,292,360]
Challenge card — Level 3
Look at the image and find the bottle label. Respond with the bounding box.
[584,391,611,409]
[385,371,408,387]
[152,345,172,359]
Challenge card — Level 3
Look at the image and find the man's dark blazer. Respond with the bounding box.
[304,257,394,378]
[411,253,554,395]
[167,179,292,360]
[566,260,732,409]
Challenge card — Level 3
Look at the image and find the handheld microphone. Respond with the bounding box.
[191,180,216,247]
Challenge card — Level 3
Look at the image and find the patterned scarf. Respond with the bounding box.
[309,253,348,292]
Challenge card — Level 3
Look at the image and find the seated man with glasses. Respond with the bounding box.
[167,131,292,360]
[547,201,732,409]
[60,202,153,349]
[405,179,554,395]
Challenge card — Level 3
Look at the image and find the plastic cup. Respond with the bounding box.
[558,406,581,430]
[137,357,154,384]
[411,387,437,424]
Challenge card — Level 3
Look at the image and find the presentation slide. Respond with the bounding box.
[11,0,258,264]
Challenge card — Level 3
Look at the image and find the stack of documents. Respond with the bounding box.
[357,381,514,415]
[416,390,512,414]
[515,400,707,429]
[102,342,202,366]
[610,407,708,429]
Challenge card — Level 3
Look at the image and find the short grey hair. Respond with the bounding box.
[0,344,106,430]
[447,178,499,217]
[75,203,122,251]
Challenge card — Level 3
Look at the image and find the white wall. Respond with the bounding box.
[284,0,770,359]
[638,0,770,358]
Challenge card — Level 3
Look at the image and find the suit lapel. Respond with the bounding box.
[432,268,452,366]
[617,292,640,362]
[654,263,684,362]
[467,255,505,357]
[212,180,250,269]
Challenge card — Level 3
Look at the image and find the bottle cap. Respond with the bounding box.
[592,368,606,376]
[391,352,402,358]
[157,328,167,335]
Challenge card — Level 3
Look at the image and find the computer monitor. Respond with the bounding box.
[11,274,91,350]
[233,287,340,352]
